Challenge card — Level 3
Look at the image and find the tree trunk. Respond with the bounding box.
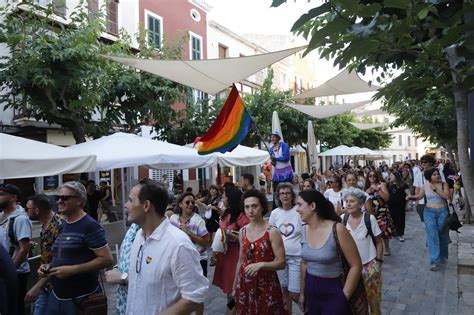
[453,88,473,223]
[70,121,87,144]
[446,44,473,223]
[444,142,458,171]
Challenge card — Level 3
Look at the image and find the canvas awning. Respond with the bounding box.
[67,133,214,170]
[287,100,371,119]
[350,122,390,130]
[292,68,380,99]
[0,133,96,179]
[107,46,306,95]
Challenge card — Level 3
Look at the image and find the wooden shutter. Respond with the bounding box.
[106,0,119,35]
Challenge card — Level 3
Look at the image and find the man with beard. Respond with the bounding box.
[24,194,62,315]
[0,183,32,315]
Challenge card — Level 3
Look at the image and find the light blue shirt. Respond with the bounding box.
[0,206,32,273]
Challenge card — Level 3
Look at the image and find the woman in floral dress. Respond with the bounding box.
[365,170,394,256]
[232,189,288,315]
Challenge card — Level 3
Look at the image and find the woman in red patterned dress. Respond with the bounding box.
[232,189,288,315]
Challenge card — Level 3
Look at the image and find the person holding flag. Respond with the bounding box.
[269,131,294,195]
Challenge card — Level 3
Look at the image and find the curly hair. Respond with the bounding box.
[242,189,269,216]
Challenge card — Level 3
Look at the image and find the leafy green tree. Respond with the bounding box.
[273,0,474,216]
[0,2,183,143]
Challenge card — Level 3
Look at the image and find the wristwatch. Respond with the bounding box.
[375,258,383,263]
[120,272,128,285]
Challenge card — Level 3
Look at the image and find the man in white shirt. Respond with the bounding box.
[125,179,209,315]
[413,155,445,222]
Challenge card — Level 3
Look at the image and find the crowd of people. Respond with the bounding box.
[0,152,459,315]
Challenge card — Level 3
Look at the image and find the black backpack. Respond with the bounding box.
[342,212,377,246]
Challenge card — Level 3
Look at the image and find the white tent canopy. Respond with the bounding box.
[319,145,362,157]
[107,46,306,95]
[67,133,214,170]
[350,122,390,130]
[185,144,269,167]
[0,133,96,179]
[292,68,380,99]
[287,100,371,119]
[214,145,270,167]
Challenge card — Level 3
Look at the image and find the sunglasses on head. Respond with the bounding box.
[56,195,80,201]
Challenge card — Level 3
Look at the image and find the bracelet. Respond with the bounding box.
[375,258,383,263]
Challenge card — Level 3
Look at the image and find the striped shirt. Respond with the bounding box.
[50,214,108,299]
[169,214,209,259]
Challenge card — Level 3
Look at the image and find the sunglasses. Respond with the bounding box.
[247,243,255,263]
[184,200,195,205]
[136,244,143,274]
[56,195,80,201]
[369,174,377,178]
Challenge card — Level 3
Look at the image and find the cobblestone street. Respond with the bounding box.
[104,210,473,314]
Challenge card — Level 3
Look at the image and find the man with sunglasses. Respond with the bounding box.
[125,179,209,315]
[414,155,446,222]
[24,194,62,315]
[0,183,32,315]
[38,181,113,314]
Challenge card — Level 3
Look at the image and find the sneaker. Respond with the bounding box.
[210,256,216,267]
[430,264,439,271]
[398,236,405,242]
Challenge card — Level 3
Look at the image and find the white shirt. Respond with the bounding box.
[269,205,302,256]
[126,220,209,315]
[324,189,344,210]
[341,213,382,264]
[413,170,445,205]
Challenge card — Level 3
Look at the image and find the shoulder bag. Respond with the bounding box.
[333,222,369,315]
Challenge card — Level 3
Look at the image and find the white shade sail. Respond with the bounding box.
[350,122,390,130]
[107,46,306,95]
[185,144,269,167]
[319,145,362,157]
[287,100,371,119]
[67,133,214,170]
[307,121,318,170]
[0,133,96,179]
[292,68,380,99]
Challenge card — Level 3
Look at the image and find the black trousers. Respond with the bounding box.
[17,272,29,315]
[390,204,406,236]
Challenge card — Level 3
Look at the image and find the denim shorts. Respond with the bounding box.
[277,255,301,293]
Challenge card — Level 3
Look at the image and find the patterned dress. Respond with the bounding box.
[116,223,140,315]
[235,226,288,315]
[368,189,394,239]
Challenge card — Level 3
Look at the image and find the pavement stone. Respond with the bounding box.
[104,211,467,314]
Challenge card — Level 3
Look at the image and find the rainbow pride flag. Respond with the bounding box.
[196,85,254,155]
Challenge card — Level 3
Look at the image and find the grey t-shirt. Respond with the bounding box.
[0,206,32,273]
